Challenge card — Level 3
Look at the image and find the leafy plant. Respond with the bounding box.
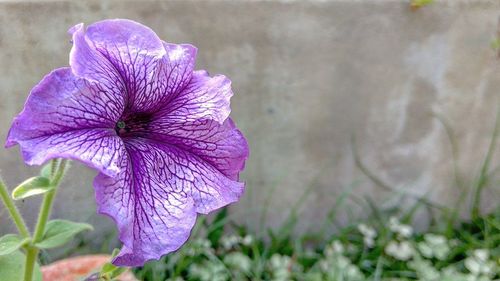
[133,208,499,281]
[0,160,92,281]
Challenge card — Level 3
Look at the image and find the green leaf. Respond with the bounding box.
[11,176,53,200]
[100,262,127,280]
[110,248,120,258]
[0,234,30,256]
[100,249,127,280]
[39,162,53,178]
[35,219,93,249]
[0,250,42,281]
[411,0,435,8]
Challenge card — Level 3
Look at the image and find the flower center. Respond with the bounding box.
[115,113,153,137]
[116,121,126,129]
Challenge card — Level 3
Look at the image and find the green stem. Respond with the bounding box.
[23,248,38,281]
[31,190,57,243]
[32,159,67,242]
[50,158,60,178]
[471,110,499,219]
[24,159,68,281]
[0,177,30,238]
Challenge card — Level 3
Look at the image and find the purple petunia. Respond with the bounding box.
[5,19,249,266]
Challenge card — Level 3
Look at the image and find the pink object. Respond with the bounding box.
[41,255,137,281]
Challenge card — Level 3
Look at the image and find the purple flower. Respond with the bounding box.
[5,19,249,266]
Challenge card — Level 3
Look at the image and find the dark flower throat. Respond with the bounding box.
[115,112,153,137]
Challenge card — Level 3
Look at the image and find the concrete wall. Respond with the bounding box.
[0,0,499,251]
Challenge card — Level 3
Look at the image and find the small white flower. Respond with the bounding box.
[385,241,398,256]
[358,223,377,248]
[397,224,413,238]
[417,242,433,258]
[389,217,413,238]
[220,235,240,250]
[224,252,252,273]
[269,254,291,269]
[363,236,375,248]
[320,249,365,280]
[418,234,450,260]
[268,254,292,281]
[324,241,344,257]
[345,264,363,279]
[332,240,344,253]
[465,249,495,277]
[425,234,447,245]
[389,217,399,229]
[473,249,489,262]
[465,258,481,275]
[319,259,329,272]
[358,223,377,238]
[385,240,414,261]
[409,258,440,280]
[241,234,254,246]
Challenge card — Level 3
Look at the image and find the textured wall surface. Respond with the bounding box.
[0,0,499,249]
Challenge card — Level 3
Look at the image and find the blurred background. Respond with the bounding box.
[0,1,499,280]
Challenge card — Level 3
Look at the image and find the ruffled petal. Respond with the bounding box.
[139,42,197,112]
[156,70,233,124]
[6,67,125,176]
[148,118,249,181]
[145,68,247,180]
[94,138,244,266]
[69,19,166,111]
[69,23,126,96]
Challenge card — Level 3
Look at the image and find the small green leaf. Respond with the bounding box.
[35,219,93,249]
[101,262,115,275]
[99,248,127,280]
[0,234,30,256]
[0,250,42,281]
[411,0,435,8]
[11,176,53,200]
[110,248,120,258]
[110,267,127,279]
[101,262,127,280]
[40,162,53,178]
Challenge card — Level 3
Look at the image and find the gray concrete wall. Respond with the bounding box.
[0,0,499,251]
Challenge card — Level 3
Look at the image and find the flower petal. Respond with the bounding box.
[148,118,249,181]
[70,19,166,110]
[157,70,234,124]
[145,67,248,182]
[6,67,125,176]
[138,42,197,112]
[69,23,126,96]
[94,138,244,266]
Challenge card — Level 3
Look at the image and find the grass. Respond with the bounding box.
[132,207,499,281]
